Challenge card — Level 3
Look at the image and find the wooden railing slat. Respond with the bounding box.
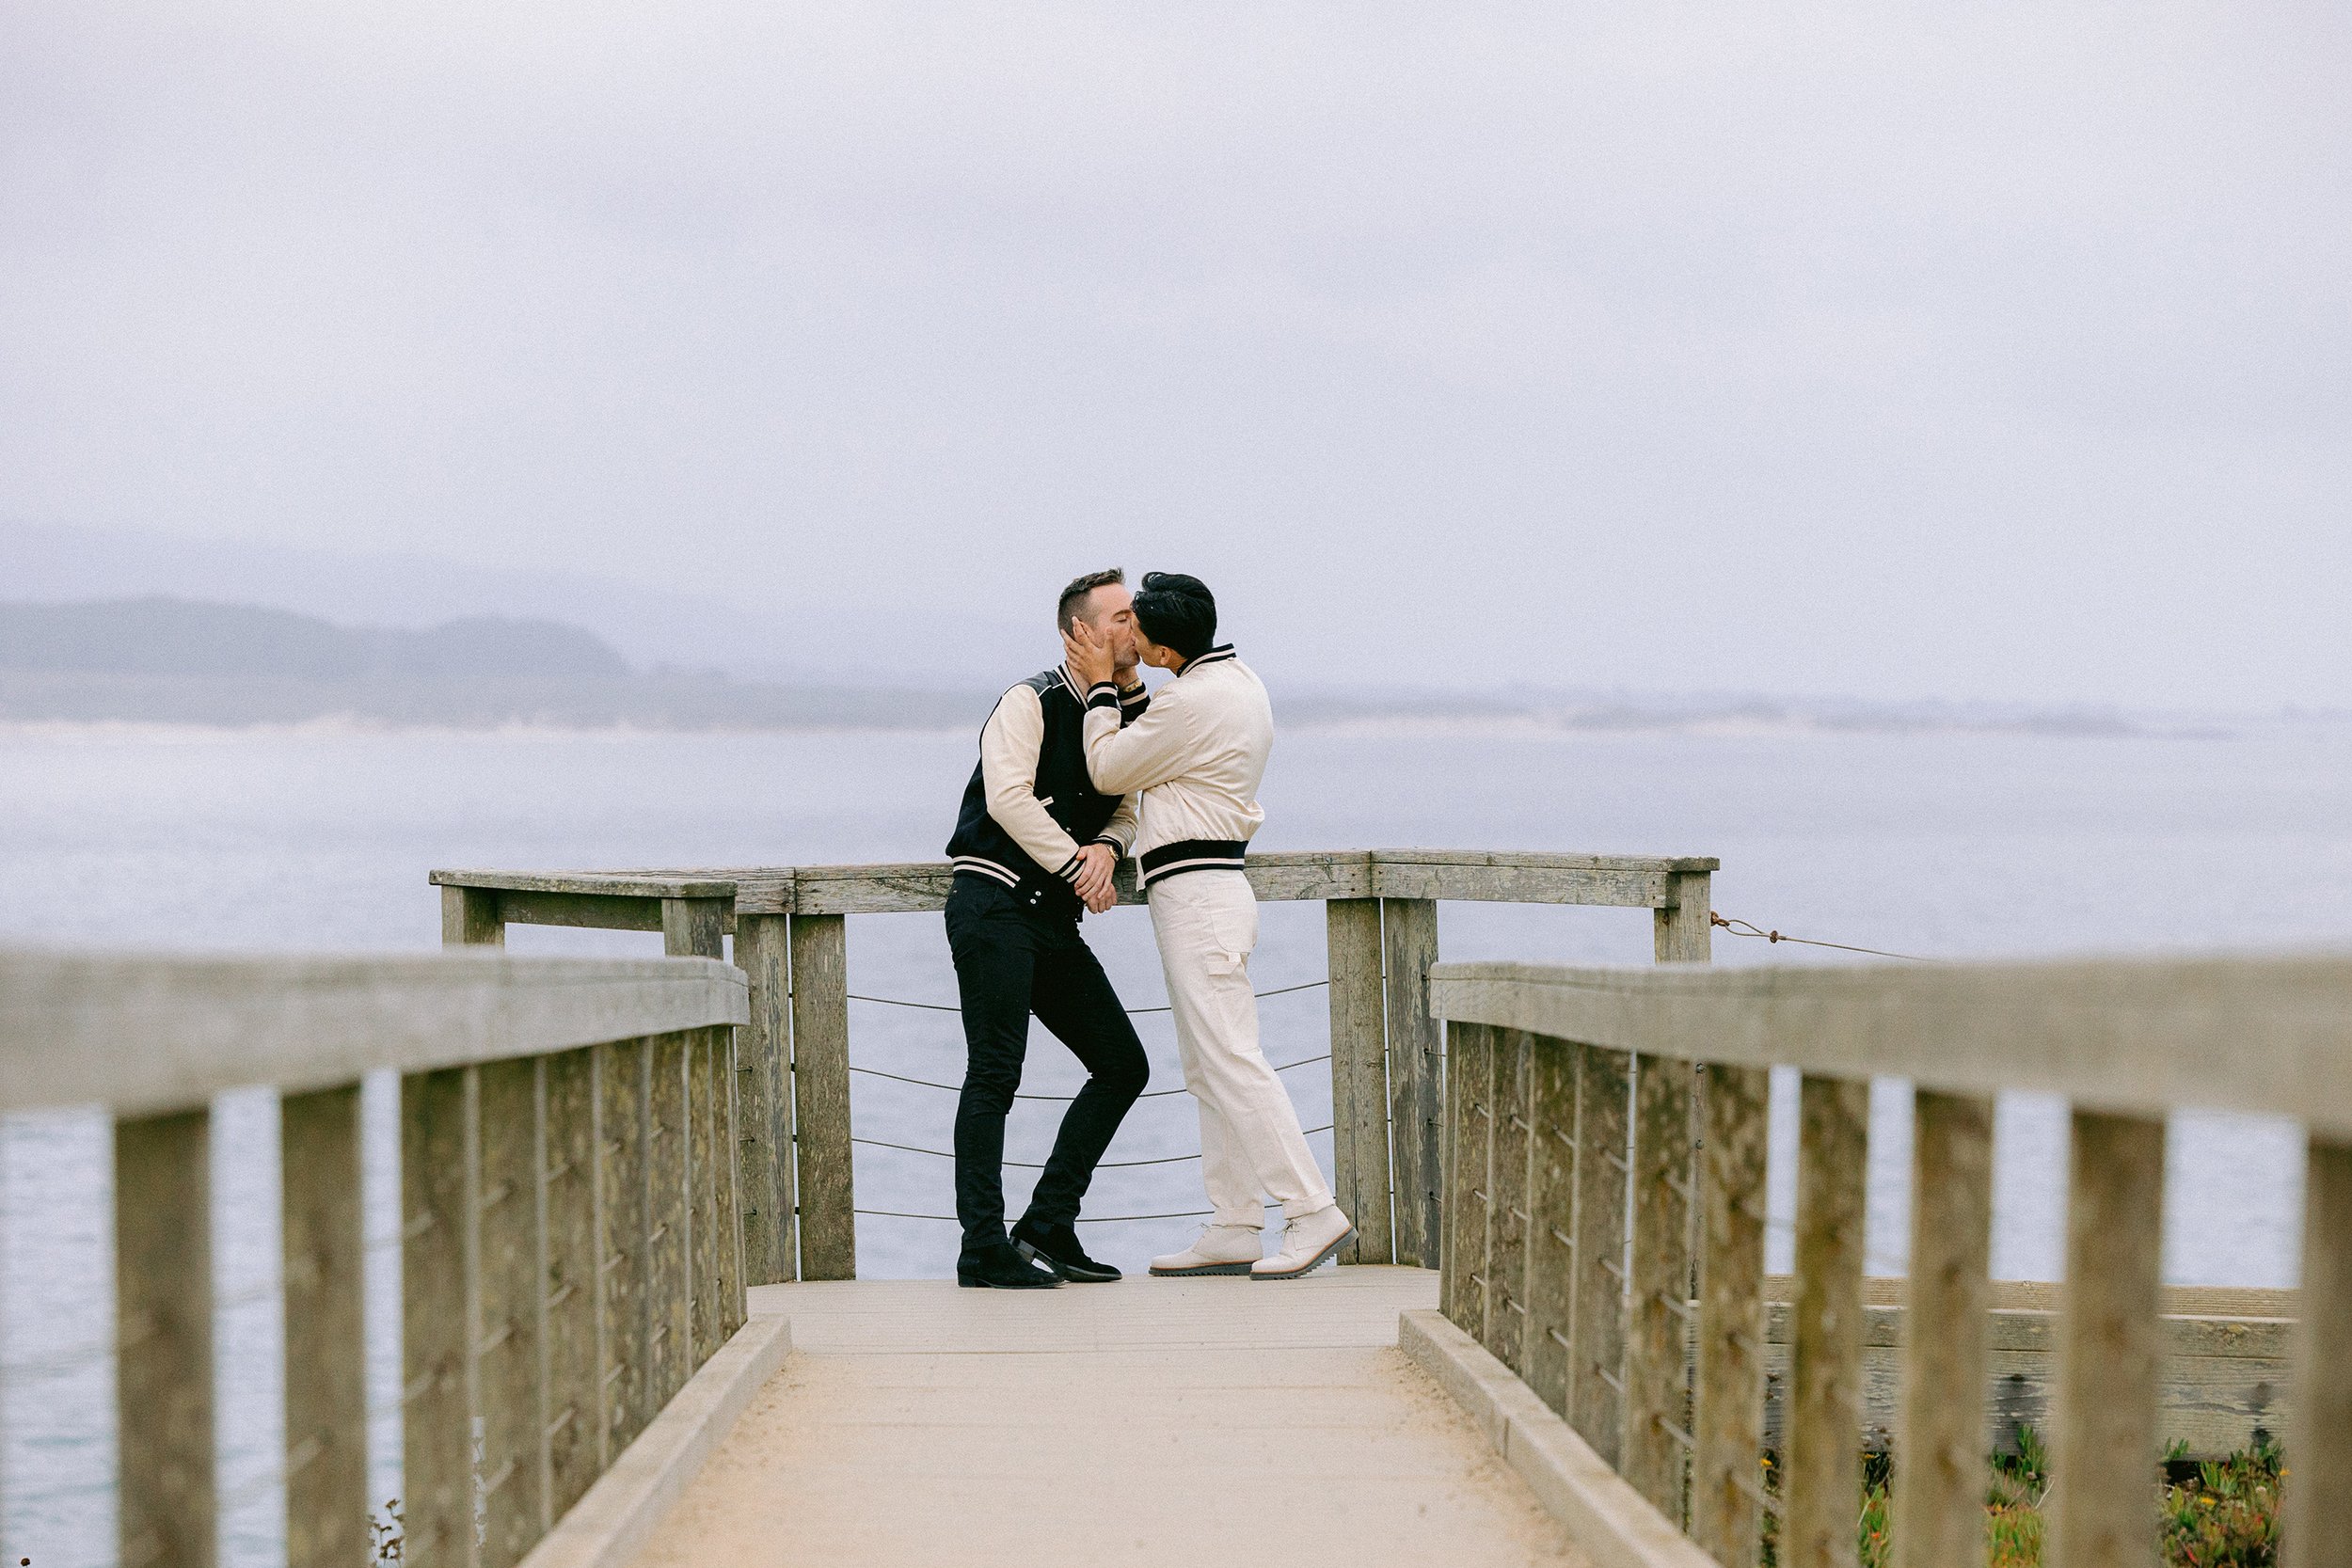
[732,912,796,1284]
[596,1037,651,1456]
[2052,1110,2167,1568]
[1522,1035,1581,1416]
[1383,897,1443,1268]
[688,1032,721,1369]
[2286,1134,2352,1568]
[1570,1044,1632,1464]
[1440,1021,1496,1336]
[281,1085,366,1568]
[1624,1053,1698,1522]
[644,1034,691,1403]
[541,1047,601,1523]
[791,912,856,1280]
[1486,1029,1533,1370]
[718,1027,748,1337]
[116,1108,216,1568]
[1785,1073,1870,1568]
[1692,1062,1771,1568]
[476,1058,544,1568]
[1894,1090,1994,1568]
[1326,897,1393,1265]
[401,1066,476,1568]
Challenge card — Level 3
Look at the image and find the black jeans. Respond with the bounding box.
[945,875,1149,1259]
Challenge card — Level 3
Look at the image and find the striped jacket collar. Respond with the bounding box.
[1178,643,1237,676]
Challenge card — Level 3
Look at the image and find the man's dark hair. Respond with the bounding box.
[1133,571,1217,660]
[1057,567,1126,634]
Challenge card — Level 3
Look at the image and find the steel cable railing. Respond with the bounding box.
[845,976,1340,1226]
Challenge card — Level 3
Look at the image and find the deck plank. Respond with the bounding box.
[638,1269,1587,1568]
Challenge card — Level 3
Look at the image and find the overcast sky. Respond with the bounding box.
[4,3,2346,706]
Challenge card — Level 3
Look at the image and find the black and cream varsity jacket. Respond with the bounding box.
[945,663,1149,914]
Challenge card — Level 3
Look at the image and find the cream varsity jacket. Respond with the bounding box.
[1076,644,1272,889]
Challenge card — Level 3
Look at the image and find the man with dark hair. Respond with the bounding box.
[940,568,1153,1288]
[1064,571,1354,1280]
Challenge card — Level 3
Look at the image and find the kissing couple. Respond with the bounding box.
[940,568,1355,1289]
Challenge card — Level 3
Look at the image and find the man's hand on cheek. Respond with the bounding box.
[1063,620,1116,688]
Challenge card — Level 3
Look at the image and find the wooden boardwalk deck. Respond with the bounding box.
[635,1267,1589,1568]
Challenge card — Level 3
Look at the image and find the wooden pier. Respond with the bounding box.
[3,847,2348,1568]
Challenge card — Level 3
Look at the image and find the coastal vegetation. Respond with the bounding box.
[1759,1430,2284,1568]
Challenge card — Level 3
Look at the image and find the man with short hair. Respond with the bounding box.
[941,568,1153,1288]
[1063,572,1354,1280]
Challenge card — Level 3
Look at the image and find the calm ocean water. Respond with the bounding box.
[5,719,2351,1566]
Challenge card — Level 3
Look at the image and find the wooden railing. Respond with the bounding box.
[428,849,1720,1278]
[1430,956,2352,1568]
[0,947,750,1568]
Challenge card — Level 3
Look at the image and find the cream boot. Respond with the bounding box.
[1148,1224,1263,1277]
[1250,1205,1354,1280]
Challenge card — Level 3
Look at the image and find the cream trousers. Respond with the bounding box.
[1147,869,1335,1227]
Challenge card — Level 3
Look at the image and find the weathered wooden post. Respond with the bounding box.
[1568,1041,1631,1464]
[2052,1112,2167,1568]
[1522,1036,1580,1418]
[1784,1073,1871,1568]
[442,883,504,948]
[540,1047,601,1522]
[791,912,856,1279]
[401,1065,476,1568]
[117,1108,216,1568]
[1383,897,1442,1267]
[688,1035,720,1366]
[662,896,735,1352]
[1692,1058,1771,1567]
[1624,872,1710,1518]
[476,1057,545,1567]
[1327,897,1392,1264]
[596,1037,651,1455]
[2288,1135,2352,1568]
[1440,1020,1497,1338]
[1485,1029,1532,1372]
[1893,1090,1995,1568]
[732,912,797,1283]
[281,1084,367,1568]
[644,1032,691,1402]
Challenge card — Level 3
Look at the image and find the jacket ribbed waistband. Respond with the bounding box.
[1137,838,1250,888]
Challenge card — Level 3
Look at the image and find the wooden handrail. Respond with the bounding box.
[0,949,748,1116]
[427,850,1721,1283]
[1428,953,2352,1134]
[430,847,1722,916]
[0,946,757,1568]
[1435,959,2352,1568]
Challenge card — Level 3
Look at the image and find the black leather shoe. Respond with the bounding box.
[957,1243,1061,1290]
[1011,1217,1122,1283]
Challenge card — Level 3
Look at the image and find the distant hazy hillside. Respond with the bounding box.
[0,598,629,679]
[0,596,992,730]
[0,521,1037,684]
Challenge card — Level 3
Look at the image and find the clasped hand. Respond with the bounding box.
[1072,842,1119,913]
